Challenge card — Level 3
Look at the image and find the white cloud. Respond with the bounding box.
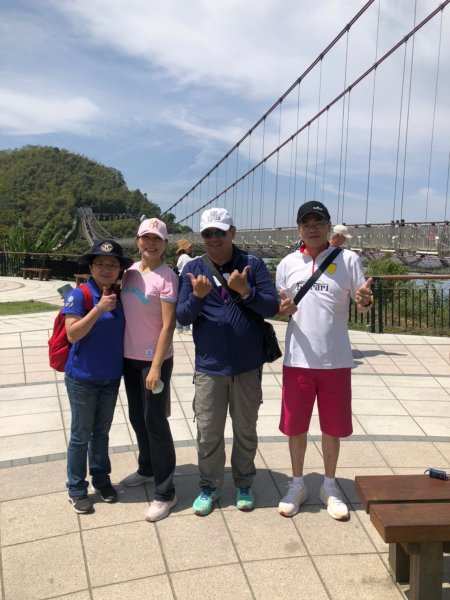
[0,89,100,135]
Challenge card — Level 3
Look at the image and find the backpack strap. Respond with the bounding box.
[293,246,342,306]
[79,283,94,312]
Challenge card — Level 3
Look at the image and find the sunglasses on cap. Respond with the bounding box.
[201,229,227,239]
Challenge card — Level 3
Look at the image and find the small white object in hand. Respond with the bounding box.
[153,380,164,394]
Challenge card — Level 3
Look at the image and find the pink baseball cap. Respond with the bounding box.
[137,218,168,240]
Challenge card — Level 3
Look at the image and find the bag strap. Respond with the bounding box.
[293,246,342,306]
[79,283,94,312]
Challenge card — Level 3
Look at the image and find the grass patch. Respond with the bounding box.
[0,300,60,315]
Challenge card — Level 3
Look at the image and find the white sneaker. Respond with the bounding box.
[121,472,153,487]
[319,482,349,520]
[145,496,177,522]
[278,482,308,517]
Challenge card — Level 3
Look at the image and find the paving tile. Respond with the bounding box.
[375,441,442,469]
[224,507,306,561]
[168,418,193,442]
[335,441,387,468]
[401,400,450,417]
[352,386,395,399]
[92,575,173,600]
[357,415,425,436]
[0,396,60,418]
[335,467,394,504]
[0,383,57,401]
[244,556,328,600]
[0,373,25,385]
[0,459,67,501]
[351,504,389,553]
[351,375,386,387]
[436,377,450,388]
[107,424,133,447]
[352,398,407,416]
[434,442,450,463]
[293,507,374,555]
[0,429,66,461]
[382,375,441,388]
[314,554,403,599]
[53,593,90,600]
[0,491,78,545]
[258,441,323,469]
[172,565,252,600]
[174,445,198,474]
[0,411,63,437]
[256,415,283,436]
[80,484,149,530]
[389,385,450,400]
[26,370,56,384]
[413,416,450,437]
[2,532,87,600]
[83,521,165,587]
[157,512,237,571]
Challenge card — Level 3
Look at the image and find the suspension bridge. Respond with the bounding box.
[80,0,450,262]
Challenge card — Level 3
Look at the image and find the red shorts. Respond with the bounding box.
[279,366,352,438]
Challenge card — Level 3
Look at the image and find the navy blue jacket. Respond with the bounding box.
[176,246,279,376]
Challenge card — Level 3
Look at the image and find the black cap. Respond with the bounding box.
[80,239,133,269]
[296,201,331,224]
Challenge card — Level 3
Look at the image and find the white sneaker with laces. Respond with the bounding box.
[121,472,153,487]
[319,482,349,520]
[145,496,178,522]
[278,482,308,517]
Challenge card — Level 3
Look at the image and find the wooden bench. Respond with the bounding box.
[21,267,51,281]
[356,474,450,600]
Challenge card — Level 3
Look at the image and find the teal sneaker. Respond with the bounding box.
[236,487,255,511]
[192,488,219,516]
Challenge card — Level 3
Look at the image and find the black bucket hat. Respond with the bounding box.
[80,239,133,269]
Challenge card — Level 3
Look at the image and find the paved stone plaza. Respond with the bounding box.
[0,278,449,599]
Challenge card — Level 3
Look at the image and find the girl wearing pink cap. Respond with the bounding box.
[120,218,179,522]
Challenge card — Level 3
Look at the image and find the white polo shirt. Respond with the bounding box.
[276,247,366,369]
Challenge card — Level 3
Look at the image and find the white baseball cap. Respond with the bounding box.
[333,224,352,239]
[200,208,233,233]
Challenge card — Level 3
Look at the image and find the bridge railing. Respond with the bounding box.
[349,275,450,335]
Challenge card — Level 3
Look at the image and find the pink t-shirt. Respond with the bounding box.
[121,262,178,361]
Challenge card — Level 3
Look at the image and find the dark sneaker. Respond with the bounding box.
[95,483,118,503]
[69,495,94,514]
[192,488,219,516]
[236,487,255,511]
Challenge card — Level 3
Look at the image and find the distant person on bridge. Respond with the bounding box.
[63,239,132,514]
[176,207,279,516]
[175,239,194,334]
[120,218,179,522]
[276,201,373,521]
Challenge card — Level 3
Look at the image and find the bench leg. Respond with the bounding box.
[389,543,409,584]
[408,542,443,600]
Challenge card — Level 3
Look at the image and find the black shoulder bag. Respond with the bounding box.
[201,256,282,363]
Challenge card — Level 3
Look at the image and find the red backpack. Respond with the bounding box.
[48,284,94,372]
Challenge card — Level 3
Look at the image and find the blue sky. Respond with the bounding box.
[1,0,449,227]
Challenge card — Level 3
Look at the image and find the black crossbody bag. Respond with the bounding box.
[201,255,282,363]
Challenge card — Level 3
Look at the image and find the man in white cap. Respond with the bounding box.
[176,207,279,516]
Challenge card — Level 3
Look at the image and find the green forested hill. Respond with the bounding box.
[0,145,180,249]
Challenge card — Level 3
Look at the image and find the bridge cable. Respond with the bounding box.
[304,123,311,203]
[337,30,350,222]
[445,152,450,221]
[258,118,267,230]
[274,101,283,227]
[246,133,252,229]
[313,59,323,201]
[233,147,240,217]
[292,83,302,221]
[162,0,375,218]
[392,41,408,222]
[321,108,330,206]
[177,0,450,225]
[399,0,418,222]
[364,0,382,224]
[287,128,295,226]
[341,89,352,223]
[425,8,444,221]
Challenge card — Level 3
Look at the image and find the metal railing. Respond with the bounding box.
[349,275,450,335]
[0,251,81,281]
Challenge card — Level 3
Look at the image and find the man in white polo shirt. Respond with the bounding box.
[276,201,372,520]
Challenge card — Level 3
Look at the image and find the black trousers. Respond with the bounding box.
[123,357,175,501]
